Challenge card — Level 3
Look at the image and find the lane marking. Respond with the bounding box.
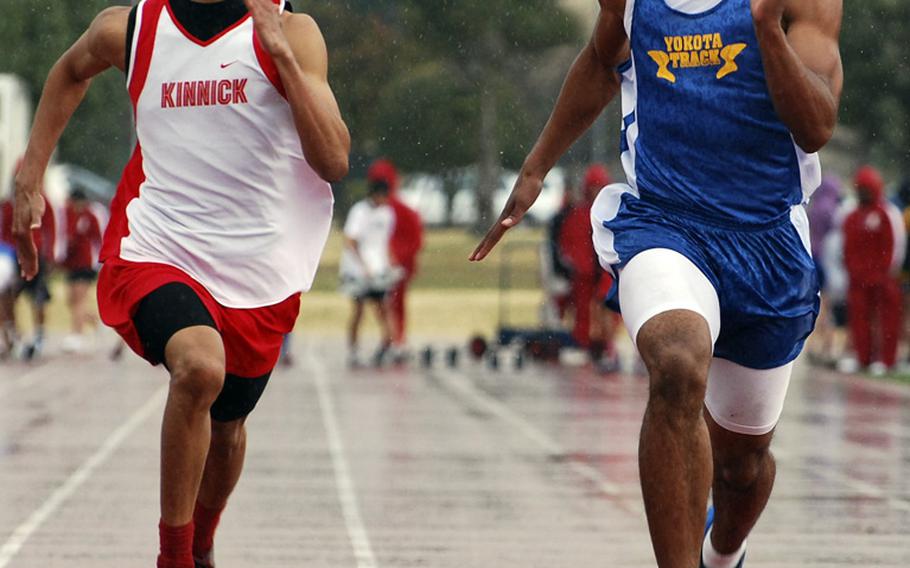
[0,384,167,567]
[432,368,642,515]
[306,349,378,568]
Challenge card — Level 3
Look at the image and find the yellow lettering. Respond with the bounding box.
[679,51,691,68]
[693,35,703,51]
[669,52,682,68]
[712,33,723,49]
[673,36,684,51]
[683,35,694,51]
[708,49,721,66]
[664,36,674,52]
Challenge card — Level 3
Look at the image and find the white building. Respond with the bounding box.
[0,74,32,200]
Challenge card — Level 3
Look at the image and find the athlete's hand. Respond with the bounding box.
[751,0,786,27]
[244,0,292,59]
[12,175,44,281]
[469,173,544,262]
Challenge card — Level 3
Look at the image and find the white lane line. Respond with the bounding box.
[0,384,168,567]
[433,368,642,515]
[306,349,378,568]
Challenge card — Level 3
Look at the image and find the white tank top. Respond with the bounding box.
[103,0,334,308]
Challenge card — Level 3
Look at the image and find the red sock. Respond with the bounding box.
[157,520,195,568]
[192,502,224,558]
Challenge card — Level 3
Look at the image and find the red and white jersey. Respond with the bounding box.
[101,0,334,308]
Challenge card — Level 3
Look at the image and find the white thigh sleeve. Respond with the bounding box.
[618,248,721,346]
[0,254,16,294]
[705,358,794,436]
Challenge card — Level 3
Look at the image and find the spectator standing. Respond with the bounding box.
[367,159,423,362]
[340,180,397,367]
[843,166,906,374]
[61,188,103,352]
[807,176,843,363]
[1,192,55,360]
[558,165,612,352]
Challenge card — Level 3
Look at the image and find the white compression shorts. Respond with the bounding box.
[0,252,16,294]
[619,248,793,436]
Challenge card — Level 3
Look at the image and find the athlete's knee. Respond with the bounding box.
[211,420,245,455]
[169,354,226,409]
[639,314,712,416]
[716,444,774,492]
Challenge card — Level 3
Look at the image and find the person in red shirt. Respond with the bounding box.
[558,165,615,355]
[62,188,103,348]
[843,166,904,371]
[1,192,55,359]
[367,159,423,360]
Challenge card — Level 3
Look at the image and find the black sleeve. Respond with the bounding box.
[125,5,138,74]
[285,1,294,12]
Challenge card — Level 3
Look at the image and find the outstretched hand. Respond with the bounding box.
[12,175,44,281]
[244,0,291,58]
[469,174,544,262]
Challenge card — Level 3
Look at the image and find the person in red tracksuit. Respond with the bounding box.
[62,189,103,347]
[1,193,55,359]
[367,159,423,360]
[843,166,904,371]
[558,164,612,350]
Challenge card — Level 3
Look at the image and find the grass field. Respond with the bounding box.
[15,228,549,341]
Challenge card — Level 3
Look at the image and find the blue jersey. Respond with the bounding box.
[619,0,821,226]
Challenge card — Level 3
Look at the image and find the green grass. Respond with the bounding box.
[312,227,545,292]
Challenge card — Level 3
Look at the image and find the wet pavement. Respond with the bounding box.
[0,336,908,567]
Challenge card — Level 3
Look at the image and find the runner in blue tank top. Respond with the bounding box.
[472,1,843,567]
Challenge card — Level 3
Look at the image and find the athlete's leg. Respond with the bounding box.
[637,312,714,568]
[702,359,793,566]
[620,249,721,568]
[197,418,247,512]
[193,417,247,566]
[160,327,226,526]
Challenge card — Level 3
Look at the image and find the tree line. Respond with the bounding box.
[0,0,906,194]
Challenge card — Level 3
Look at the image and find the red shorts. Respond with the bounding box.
[98,257,300,377]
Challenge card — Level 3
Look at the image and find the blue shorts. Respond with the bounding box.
[594,186,819,370]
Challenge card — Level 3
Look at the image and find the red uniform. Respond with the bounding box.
[843,166,903,368]
[368,159,423,345]
[63,204,102,271]
[558,165,612,348]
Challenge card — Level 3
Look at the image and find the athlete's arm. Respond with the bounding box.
[244,0,350,183]
[13,7,128,280]
[751,0,843,153]
[471,0,629,262]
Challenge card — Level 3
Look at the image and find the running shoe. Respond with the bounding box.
[701,506,746,568]
[194,551,215,568]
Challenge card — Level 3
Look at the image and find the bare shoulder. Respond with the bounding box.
[87,6,131,70]
[280,12,329,76]
[594,0,630,67]
[785,0,842,36]
[598,0,627,18]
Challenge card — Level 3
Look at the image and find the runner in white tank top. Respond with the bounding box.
[12,1,350,566]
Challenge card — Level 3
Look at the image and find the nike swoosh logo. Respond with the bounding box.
[220,61,238,69]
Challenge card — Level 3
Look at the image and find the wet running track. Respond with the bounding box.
[0,336,908,567]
